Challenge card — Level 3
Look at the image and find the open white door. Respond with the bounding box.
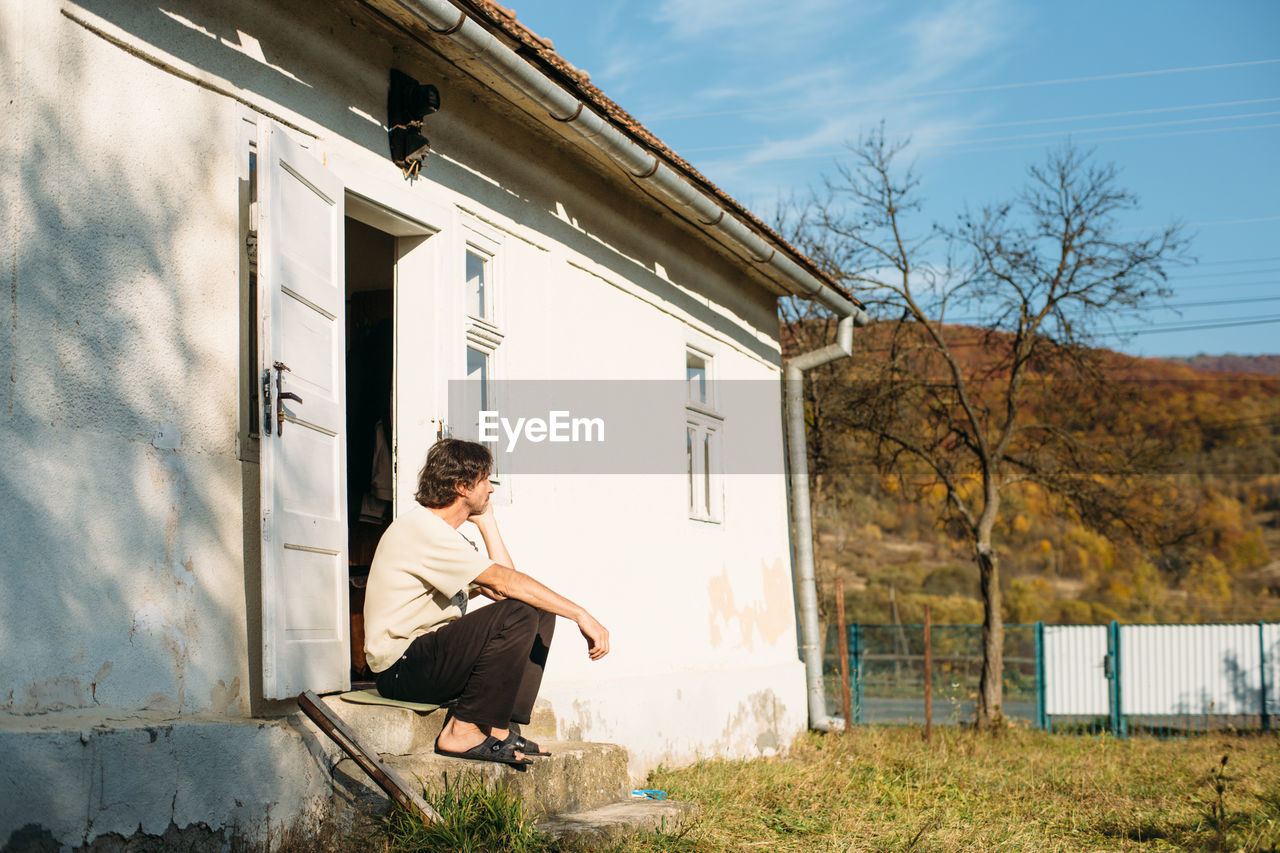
[257,122,349,698]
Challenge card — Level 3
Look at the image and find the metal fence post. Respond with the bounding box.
[851,622,862,726]
[923,605,933,742]
[1262,621,1271,733]
[1035,621,1046,730]
[835,578,853,733]
[1107,620,1126,738]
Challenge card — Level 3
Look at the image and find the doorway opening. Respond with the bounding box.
[345,215,395,686]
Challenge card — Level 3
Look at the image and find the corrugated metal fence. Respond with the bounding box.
[825,621,1279,735]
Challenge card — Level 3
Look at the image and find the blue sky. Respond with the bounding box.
[507,0,1279,358]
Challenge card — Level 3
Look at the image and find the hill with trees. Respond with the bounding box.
[799,335,1280,628]
[1164,354,1280,376]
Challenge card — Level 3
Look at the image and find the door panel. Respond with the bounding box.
[281,547,343,634]
[258,121,349,699]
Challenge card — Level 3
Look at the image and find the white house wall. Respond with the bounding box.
[1,0,252,719]
[1,0,807,810]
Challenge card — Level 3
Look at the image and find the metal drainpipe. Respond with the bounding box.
[786,310,870,731]
[380,0,853,315]
[383,0,873,730]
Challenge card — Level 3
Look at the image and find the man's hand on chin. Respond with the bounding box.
[468,502,495,526]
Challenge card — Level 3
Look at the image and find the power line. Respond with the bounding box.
[699,121,1280,168]
[940,97,1280,132]
[1111,214,1280,235]
[845,312,1280,344]
[914,122,1280,158]
[924,111,1280,150]
[1180,216,1280,228]
[942,294,1280,324]
[1186,255,1280,267]
[1111,314,1280,335]
[1157,295,1280,310]
[1171,266,1280,280]
[1177,278,1280,292]
[682,104,1280,155]
[650,58,1280,122]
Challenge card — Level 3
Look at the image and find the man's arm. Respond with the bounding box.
[469,504,513,569]
[471,563,610,661]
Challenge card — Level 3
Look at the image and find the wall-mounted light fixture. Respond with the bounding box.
[388,69,440,179]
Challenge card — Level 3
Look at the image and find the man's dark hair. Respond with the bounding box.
[415,439,492,508]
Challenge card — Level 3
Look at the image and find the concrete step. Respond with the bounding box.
[322,695,557,757]
[536,798,698,843]
[332,740,630,819]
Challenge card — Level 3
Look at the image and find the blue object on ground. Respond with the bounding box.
[630,789,667,801]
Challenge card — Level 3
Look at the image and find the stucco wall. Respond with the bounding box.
[1,0,250,720]
[1,0,807,805]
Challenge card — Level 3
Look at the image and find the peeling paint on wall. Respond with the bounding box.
[719,689,786,757]
[90,661,113,702]
[128,591,194,711]
[707,558,792,650]
[1,676,88,715]
[148,446,187,570]
[562,698,612,743]
[1,658,117,715]
[209,676,242,715]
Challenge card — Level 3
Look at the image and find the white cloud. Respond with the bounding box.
[651,0,854,42]
[901,0,1014,83]
[678,0,1019,166]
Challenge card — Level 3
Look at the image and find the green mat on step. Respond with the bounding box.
[337,689,442,713]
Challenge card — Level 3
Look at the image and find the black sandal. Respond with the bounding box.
[434,734,532,768]
[503,727,551,757]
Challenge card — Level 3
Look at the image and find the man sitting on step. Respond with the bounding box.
[363,438,610,767]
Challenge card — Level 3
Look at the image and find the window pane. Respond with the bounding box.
[703,431,712,516]
[686,351,707,403]
[465,346,490,445]
[466,250,488,319]
[687,426,696,513]
[464,347,500,476]
[466,346,488,410]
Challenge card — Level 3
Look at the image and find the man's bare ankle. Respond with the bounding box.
[440,718,482,745]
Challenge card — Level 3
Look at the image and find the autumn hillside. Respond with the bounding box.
[793,325,1280,627]
[1165,354,1280,376]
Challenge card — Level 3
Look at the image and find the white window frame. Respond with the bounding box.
[464,244,496,325]
[685,346,723,522]
[461,224,506,482]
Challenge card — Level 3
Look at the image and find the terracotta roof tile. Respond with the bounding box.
[447,0,848,298]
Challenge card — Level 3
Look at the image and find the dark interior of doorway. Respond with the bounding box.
[346,217,395,686]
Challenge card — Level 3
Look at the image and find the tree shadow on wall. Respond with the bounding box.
[0,5,297,840]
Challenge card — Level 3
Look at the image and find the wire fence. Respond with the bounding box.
[823,620,1279,736]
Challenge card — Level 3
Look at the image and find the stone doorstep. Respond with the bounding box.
[322,698,696,840]
[323,696,557,756]
[536,798,699,843]
[331,740,630,819]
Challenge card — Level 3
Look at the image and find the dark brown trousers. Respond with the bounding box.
[375,598,555,729]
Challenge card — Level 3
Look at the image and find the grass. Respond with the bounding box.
[376,774,551,853]
[351,728,1280,853]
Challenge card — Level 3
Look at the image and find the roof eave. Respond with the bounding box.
[362,0,863,316]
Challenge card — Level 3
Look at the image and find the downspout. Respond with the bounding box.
[378,0,873,730]
[786,309,871,731]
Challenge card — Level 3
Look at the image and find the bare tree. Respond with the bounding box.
[786,129,1186,728]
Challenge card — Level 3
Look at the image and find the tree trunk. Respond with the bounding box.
[975,544,1004,729]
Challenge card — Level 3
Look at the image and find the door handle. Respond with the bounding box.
[273,361,303,434]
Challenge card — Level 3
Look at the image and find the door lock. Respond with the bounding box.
[273,361,303,435]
